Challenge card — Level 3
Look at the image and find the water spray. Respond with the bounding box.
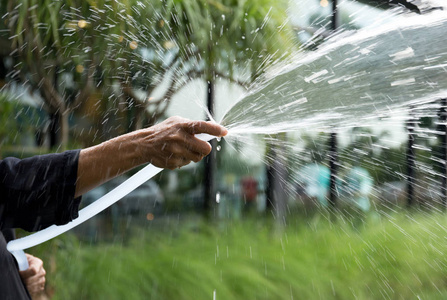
[7,133,217,271]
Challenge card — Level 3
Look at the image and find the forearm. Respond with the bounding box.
[75,131,145,198]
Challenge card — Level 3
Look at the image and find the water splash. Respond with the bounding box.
[221,10,447,140]
[212,8,447,215]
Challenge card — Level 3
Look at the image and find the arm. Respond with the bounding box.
[75,116,227,197]
[0,151,81,231]
[0,116,226,230]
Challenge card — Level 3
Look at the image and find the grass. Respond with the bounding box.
[30,211,447,299]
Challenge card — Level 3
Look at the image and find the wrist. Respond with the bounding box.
[103,131,146,170]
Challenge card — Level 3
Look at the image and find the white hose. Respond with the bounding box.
[7,133,216,270]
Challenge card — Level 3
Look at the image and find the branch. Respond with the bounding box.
[148,69,204,107]
[214,71,250,88]
[292,25,331,39]
[121,81,144,102]
[70,59,97,110]
[39,75,65,112]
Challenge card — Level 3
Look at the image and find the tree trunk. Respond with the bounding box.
[49,108,69,150]
[439,99,447,209]
[329,132,338,210]
[60,110,69,150]
[331,0,338,31]
[266,143,288,228]
[203,79,216,215]
[406,115,416,207]
[133,104,146,131]
[48,112,59,149]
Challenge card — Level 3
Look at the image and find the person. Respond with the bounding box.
[0,116,228,300]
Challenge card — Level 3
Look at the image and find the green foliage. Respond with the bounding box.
[29,213,447,299]
[297,132,330,164]
[3,0,297,140]
[337,127,406,185]
[0,93,46,149]
[295,127,406,186]
[0,93,18,146]
[167,0,296,81]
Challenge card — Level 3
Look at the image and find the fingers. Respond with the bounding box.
[20,255,43,277]
[185,138,212,157]
[187,120,228,137]
[19,254,46,295]
[181,150,205,164]
[176,120,226,154]
[143,117,226,169]
[162,135,211,157]
[27,275,46,294]
[162,152,204,170]
[168,132,213,155]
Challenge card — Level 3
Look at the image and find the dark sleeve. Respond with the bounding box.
[0,150,82,232]
[1,229,15,242]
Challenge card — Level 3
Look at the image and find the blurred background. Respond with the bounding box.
[2,0,447,299]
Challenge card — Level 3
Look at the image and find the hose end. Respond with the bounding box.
[9,248,29,271]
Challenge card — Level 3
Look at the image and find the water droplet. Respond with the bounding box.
[216,192,221,203]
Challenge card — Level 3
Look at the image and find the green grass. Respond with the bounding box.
[30,212,447,299]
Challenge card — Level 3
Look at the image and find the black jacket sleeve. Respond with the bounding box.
[0,150,82,232]
[1,229,15,242]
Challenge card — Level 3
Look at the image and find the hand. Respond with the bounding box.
[136,116,228,170]
[19,254,46,298]
[76,116,228,196]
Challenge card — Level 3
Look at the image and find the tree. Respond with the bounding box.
[2,1,101,148]
[160,0,297,210]
[165,0,296,87]
[0,93,46,153]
